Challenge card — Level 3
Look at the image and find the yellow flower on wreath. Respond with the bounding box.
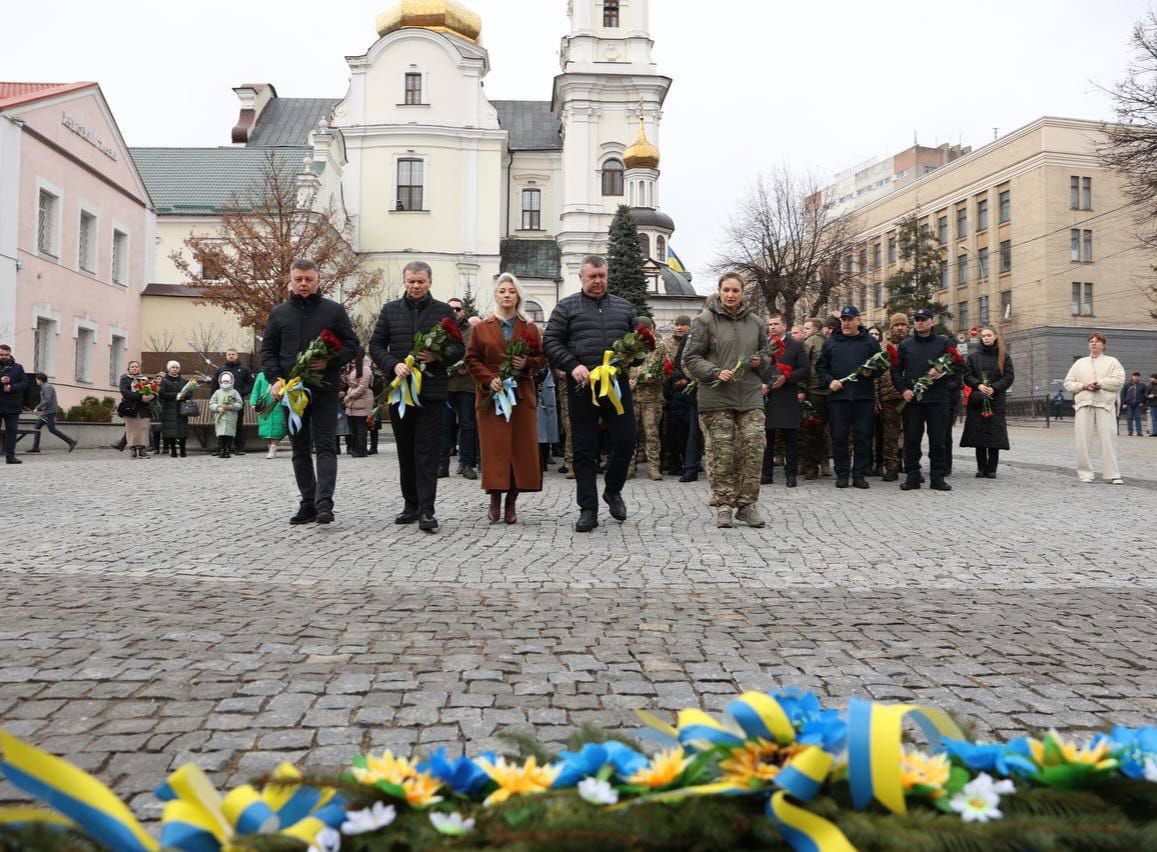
[719,739,809,787]
[627,747,693,789]
[1029,730,1116,771]
[475,755,562,807]
[899,748,951,798]
[352,750,444,806]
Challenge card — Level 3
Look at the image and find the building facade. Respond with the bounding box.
[0,83,154,409]
[839,117,1156,395]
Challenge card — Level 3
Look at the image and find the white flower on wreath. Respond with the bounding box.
[1144,756,1157,783]
[309,826,342,852]
[430,810,476,836]
[949,772,1015,824]
[342,801,397,835]
[578,777,619,805]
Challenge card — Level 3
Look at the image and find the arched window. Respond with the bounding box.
[656,236,666,262]
[638,233,650,258]
[524,300,545,324]
[601,159,624,196]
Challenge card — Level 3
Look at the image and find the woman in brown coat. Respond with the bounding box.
[466,273,547,523]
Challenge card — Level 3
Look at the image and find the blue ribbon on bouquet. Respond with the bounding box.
[492,377,518,422]
[279,377,311,435]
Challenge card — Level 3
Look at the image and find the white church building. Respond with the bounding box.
[136,0,700,337]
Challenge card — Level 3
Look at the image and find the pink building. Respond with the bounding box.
[0,82,154,409]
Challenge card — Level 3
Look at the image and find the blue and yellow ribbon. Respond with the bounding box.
[387,355,424,418]
[156,762,345,850]
[278,376,311,435]
[846,697,964,814]
[588,350,623,414]
[492,376,518,422]
[767,790,856,852]
[0,729,158,851]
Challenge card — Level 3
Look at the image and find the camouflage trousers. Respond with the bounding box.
[630,391,664,476]
[558,381,573,467]
[699,408,766,508]
[880,400,903,472]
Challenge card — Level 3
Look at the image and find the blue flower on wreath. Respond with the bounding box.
[1104,726,1157,780]
[553,741,649,788]
[418,748,494,796]
[771,688,846,752]
[941,738,1037,778]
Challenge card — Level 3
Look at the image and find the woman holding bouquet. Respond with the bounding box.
[118,361,156,459]
[466,273,547,524]
[250,371,287,459]
[681,272,771,528]
[960,327,1015,478]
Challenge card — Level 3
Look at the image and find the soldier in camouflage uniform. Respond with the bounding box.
[875,313,908,481]
[629,317,674,480]
[800,318,833,479]
[555,368,574,479]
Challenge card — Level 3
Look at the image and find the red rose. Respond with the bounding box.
[319,329,342,352]
[947,345,964,365]
[778,364,794,382]
[440,316,464,342]
[886,343,900,367]
[662,358,674,377]
[636,325,657,351]
[771,337,786,360]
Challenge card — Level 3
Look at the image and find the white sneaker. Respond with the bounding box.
[266,447,276,459]
[1111,478,1124,485]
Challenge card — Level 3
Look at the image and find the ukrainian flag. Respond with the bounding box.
[666,247,687,274]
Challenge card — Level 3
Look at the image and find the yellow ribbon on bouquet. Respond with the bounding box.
[387,354,424,418]
[588,350,624,415]
[278,376,311,435]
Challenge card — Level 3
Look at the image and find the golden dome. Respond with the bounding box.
[623,119,660,170]
[376,0,482,43]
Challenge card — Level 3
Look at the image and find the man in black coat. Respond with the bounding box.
[0,344,29,464]
[761,312,810,487]
[213,350,255,454]
[816,306,882,489]
[544,255,638,532]
[261,258,359,524]
[892,307,962,491]
[369,261,464,533]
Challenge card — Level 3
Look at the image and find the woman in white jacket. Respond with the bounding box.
[1062,332,1125,484]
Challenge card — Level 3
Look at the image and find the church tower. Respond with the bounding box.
[552,0,671,289]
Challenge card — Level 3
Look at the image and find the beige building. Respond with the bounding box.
[840,116,1156,394]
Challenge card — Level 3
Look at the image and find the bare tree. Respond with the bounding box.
[172,151,383,329]
[713,167,859,325]
[145,331,176,353]
[1100,10,1157,319]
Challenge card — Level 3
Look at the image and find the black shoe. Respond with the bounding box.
[603,491,627,521]
[882,470,898,482]
[679,471,698,482]
[558,464,568,473]
[760,473,773,485]
[976,471,986,478]
[395,510,420,524]
[289,508,317,525]
[418,514,439,533]
[233,448,246,455]
[836,478,849,488]
[437,465,450,479]
[575,509,599,532]
[68,441,77,453]
[26,448,40,454]
[852,478,870,489]
[6,456,21,464]
[984,471,997,479]
[900,479,920,490]
[785,475,797,488]
[930,479,952,491]
[315,510,335,524]
[460,466,478,480]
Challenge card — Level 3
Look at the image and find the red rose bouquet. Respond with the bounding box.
[662,357,675,377]
[492,328,540,422]
[837,349,891,386]
[131,377,160,397]
[610,324,657,367]
[886,343,900,367]
[390,318,464,418]
[288,328,344,389]
[978,372,995,418]
[911,346,964,401]
[800,398,824,430]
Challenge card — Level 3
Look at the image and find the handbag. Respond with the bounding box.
[179,399,200,417]
[116,399,135,417]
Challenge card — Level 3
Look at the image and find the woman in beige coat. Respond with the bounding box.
[1062,332,1125,484]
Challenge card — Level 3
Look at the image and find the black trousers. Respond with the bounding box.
[290,388,338,513]
[903,401,950,480]
[440,391,478,468]
[1,411,19,459]
[347,415,367,456]
[762,427,799,478]
[233,402,248,450]
[664,405,690,473]
[975,448,1000,473]
[390,400,443,515]
[827,399,874,479]
[568,378,636,511]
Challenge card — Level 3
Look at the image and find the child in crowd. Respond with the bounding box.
[209,372,243,458]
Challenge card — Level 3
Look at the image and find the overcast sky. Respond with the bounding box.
[4,1,1146,286]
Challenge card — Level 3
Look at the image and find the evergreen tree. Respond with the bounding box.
[883,215,952,329]
[606,205,653,317]
[461,281,478,318]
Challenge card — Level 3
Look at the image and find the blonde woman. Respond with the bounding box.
[1063,332,1125,484]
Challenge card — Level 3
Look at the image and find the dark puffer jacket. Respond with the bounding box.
[892,333,960,404]
[369,294,463,402]
[543,291,637,375]
[816,330,882,402]
[260,292,359,386]
[158,373,190,439]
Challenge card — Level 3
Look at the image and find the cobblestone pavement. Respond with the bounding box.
[2,425,1156,817]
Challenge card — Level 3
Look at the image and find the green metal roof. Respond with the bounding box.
[247,98,340,147]
[129,147,307,214]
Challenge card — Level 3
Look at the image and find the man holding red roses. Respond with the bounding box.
[261,258,359,525]
[760,312,809,488]
[544,255,639,533]
[369,261,465,532]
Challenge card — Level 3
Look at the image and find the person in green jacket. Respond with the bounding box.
[208,372,243,458]
[250,372,288,459]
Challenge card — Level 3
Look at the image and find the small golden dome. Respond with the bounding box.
[623,119,660,170]
[376,0,482,43]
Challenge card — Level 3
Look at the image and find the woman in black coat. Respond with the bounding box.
[960,326,1014,477]
[158,360,191,457]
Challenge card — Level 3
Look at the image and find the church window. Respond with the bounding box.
[656,236,666,261]
[397,158,424,211]
[603,1,619,27]
[521,189,541,230]
[638,233,650,258]
[525,300,545,323]
[404,73,422,105]
[602,158,624,196]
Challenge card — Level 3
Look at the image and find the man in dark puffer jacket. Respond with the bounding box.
[262,258,359,525]
[816,305,883,489]
[370,261,464,533]
[544,255,638,533]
